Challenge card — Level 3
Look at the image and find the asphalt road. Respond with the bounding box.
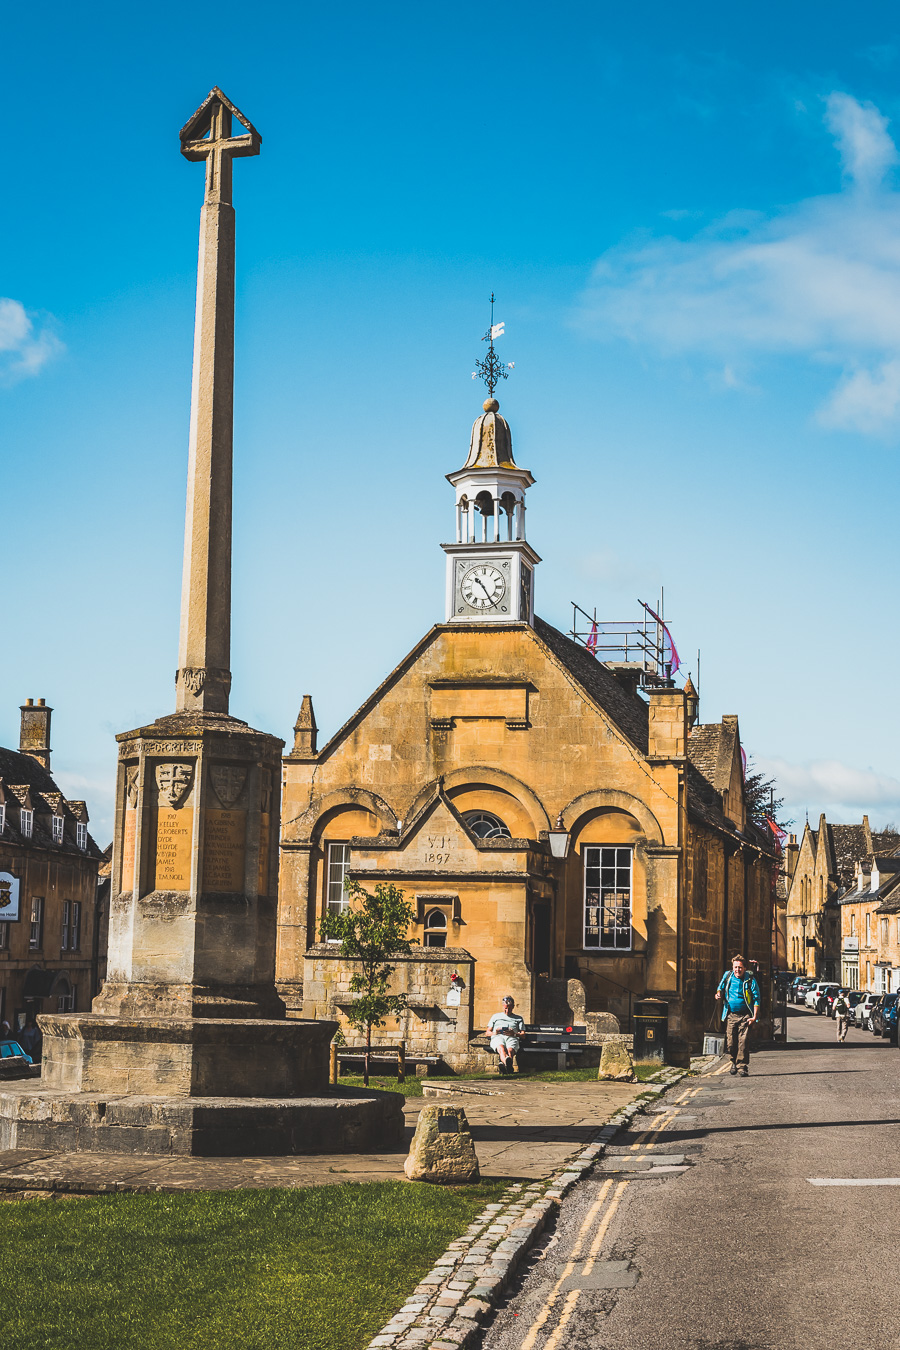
[481,1006,900,1350]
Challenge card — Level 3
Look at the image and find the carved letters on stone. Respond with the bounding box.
[210,765,247,809]
[121,740,202,758]
[156,762,194,809]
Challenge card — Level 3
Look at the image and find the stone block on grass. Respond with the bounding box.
[598,1041,636,1082]
[404,1105,480,1184]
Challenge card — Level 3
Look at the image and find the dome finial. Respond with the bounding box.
[472,292,514,398]
[483,397,499,413]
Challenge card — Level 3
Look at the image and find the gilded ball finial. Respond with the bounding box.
[483,397,499,413]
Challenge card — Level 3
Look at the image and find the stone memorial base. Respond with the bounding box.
[0,1013,405,1157]
[40,1014,334,1098]
[0,1084,404,1156]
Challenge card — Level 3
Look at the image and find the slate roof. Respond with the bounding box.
[534,617,650,752]
[0,745,102,858]
[684,723,735,797]
[827,823,870,885]
[534,620,772,849]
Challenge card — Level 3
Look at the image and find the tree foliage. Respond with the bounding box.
[743,757,793,831]
[319,880,414,1086]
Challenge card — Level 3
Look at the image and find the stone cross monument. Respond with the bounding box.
[0,91,400,1156]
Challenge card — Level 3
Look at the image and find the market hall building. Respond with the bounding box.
[276,397,777,1066]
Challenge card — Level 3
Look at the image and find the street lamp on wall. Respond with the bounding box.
[547,813,571,860]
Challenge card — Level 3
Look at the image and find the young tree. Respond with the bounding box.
[319,879,414,1087]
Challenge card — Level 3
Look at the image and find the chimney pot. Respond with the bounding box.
[19,698,53,771]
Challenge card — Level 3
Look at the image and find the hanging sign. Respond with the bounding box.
[0,873,21,922]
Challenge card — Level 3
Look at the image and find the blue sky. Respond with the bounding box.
[4,1,900,840]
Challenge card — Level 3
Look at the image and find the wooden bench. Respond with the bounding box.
[331,1042,442,1083]
[478,1023,588,1072]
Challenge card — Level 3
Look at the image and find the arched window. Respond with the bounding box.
[463,811,511,840]
[423,908,448,948]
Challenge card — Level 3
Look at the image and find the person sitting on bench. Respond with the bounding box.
[487,995,525,1075]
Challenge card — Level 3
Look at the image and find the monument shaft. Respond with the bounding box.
[176,196,235,714]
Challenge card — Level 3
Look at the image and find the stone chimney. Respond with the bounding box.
[19,698,52,771]
[646,687,687,759]
[783,833,799,882]
[292,696,318,756]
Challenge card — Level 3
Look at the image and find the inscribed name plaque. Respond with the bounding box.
[203,810,246,892]
[121,810,137,891]
[154,809,194,890]
[258,812,270,894]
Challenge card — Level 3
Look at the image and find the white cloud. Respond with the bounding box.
[758,755,900,825]
[824,92,898,188]
[577,93,900,434]
[0,298,63,385]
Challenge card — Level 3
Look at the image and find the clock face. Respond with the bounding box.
[460,563,506,609]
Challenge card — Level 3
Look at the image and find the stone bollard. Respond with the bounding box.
[598,1040,636,1082]
[404,1104,480,1183]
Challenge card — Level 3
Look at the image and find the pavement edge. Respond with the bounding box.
[367,1065,689,1350]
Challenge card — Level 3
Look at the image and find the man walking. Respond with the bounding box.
[716,954,760,1077]
[834,991,851,1042]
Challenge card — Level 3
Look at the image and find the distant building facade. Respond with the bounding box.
[838,845,900,992]
[0,700,103,1029]
[783,815,898,981]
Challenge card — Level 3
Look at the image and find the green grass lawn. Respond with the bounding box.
[0,1181,506,1350]
[340,1060,671,1096]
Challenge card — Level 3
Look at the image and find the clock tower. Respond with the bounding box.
[443,396,540,623]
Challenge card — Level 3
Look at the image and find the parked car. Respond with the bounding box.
[882,999,899,1043]
[854,992,881,1027]
[793,979,811,1004]
[871,994,898,1037]
[0,1039,37,1079]
[807,982,840,1013]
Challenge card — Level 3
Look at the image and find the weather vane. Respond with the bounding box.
[472,293,515,396]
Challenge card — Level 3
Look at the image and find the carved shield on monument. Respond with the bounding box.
[156,762,194,809]
[210,765,247,809]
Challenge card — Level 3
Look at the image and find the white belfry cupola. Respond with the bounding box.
[442,397,540,623]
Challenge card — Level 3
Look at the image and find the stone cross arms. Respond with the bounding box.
[179,87,261,206]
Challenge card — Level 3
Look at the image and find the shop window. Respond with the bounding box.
[583,846,633,950]
[57,985,75,1013]
[423,909,448,948]
[463,812,511,840]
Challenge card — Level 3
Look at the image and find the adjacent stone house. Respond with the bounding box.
[276,399,777,1065]
[784,815,898,980]
[838,848,900,992]
[0,700,104,1029]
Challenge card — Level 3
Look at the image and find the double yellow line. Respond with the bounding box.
[517,1100,687,1348]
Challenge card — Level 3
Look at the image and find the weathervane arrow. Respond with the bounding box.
[473,293,514,397]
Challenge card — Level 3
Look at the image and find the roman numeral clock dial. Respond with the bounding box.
[460,564,506,610]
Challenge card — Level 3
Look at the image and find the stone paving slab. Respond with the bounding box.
[0,1077,646,1195]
